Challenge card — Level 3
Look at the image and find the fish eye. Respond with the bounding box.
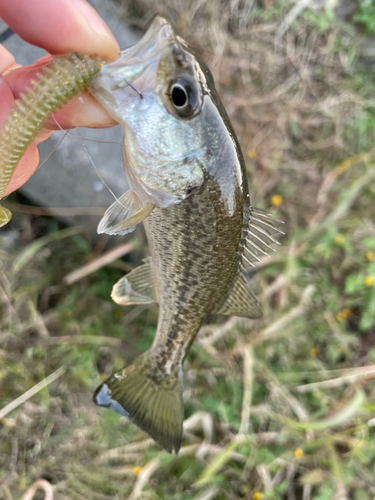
[171,84,188,108]
[167,77,200,118]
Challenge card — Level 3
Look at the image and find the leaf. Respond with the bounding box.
[284,390,366,431]
[360,308,375,331]
[345,274,360,294]
[299,469,326,485]
[195,435,248,486]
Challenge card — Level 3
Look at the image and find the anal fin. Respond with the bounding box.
[98,190,154,236]
[217,273,262,319]
[111,257,156,305]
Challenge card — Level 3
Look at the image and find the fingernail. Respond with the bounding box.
[69,0,114,38]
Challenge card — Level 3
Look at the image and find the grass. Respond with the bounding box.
[1,1,375,499]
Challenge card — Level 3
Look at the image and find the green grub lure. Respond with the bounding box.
[0,52,106,227]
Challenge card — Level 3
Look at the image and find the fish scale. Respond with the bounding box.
[145,178,242,372]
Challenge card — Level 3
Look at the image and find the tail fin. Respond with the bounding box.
[94,351,183,454]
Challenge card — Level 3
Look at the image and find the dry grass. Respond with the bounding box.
[1,1,375,499]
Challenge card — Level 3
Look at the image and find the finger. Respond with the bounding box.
[4,60,118,130]
[0,0,119,61]
[0,45,15,73]
[45,91,117,130]
[0,76,39,196]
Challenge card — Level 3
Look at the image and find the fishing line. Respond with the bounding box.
[76,128,122,205]
[33,112,74,173]
[39,92,125,208]
[70,137,123,147]
[47,97,122,202]
[30,55,136,208]
[71,86,138,209]
[49,112,123,147]
[36,127,72,171]
[51,83,124,205]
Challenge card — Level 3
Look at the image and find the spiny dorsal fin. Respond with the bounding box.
[216,272,262,319]
[94,352,183,454]
[111,257,156,305]
[97,190,155,236]
[242,207,284,268]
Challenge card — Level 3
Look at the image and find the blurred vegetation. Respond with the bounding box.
[354,0,375,34]
[1,1,375,499]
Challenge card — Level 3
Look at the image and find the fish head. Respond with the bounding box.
[91,17,176,113]
[90,16,215,207]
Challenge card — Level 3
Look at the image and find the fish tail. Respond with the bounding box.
[94,350,183,454]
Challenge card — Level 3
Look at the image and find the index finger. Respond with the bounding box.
[0,0,119,60]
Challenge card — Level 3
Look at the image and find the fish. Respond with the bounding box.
[89,16,283,454]
[0,53,106,228]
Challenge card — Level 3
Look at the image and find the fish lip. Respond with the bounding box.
[92,16,175,90]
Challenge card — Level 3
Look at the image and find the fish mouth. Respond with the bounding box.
[90,16,176,111]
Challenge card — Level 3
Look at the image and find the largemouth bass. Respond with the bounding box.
[90,16,282,454]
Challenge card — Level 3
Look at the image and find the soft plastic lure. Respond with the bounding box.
[0,52,106,227]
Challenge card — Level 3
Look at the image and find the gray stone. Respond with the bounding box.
[1,0,140,236]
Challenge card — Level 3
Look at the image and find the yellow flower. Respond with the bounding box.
[294,448,304,459]
[366,251,374,262]
[365,276,374,287]
[336,308,351,322]
[310,348,319,357]
[271,194,283,207]
[334,234,344,245]
[247,148,257,159]
[132,466,142,476]
[341,308,351,318]
[253,493,263,500]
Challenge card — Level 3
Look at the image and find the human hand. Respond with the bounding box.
[0,0,119,196]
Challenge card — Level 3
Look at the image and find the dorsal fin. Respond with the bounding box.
[111,257,156,305]
[216,272,262,319]
[241,207,284,269]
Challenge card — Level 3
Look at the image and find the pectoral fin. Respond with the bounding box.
[111,257,156,305]
[98,190,155,235]
[217,273,262,319]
